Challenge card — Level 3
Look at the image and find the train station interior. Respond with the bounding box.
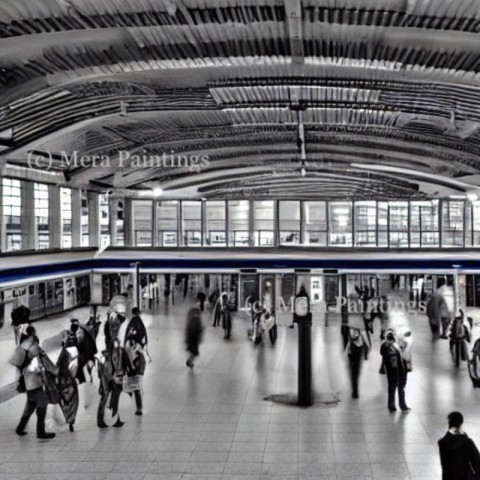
[1,1,480,479]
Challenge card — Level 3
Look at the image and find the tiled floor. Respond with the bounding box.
[1,298,480,479]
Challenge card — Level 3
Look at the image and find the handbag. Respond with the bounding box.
[9,346,27,368]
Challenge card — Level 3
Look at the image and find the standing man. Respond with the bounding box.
[439,411,480,480]
[380,329,409,412]
[15,326,56,439]
[345,326,370,399]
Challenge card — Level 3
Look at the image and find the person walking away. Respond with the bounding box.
[185,306,204,368]
[123,336,146,415]
[345,326,370,399]
[380,329,409,412]
[124,307,148,348]
[15,326,56,439]
[439,411,480,480]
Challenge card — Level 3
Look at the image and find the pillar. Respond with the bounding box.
[20,180,35,250]
[122,198,132,246]
[0,178,5,252]
[49,185,61,249]
[88,191,99,248]
[109,197,119,246]
[152,200,158,247]
[71,189,82,248]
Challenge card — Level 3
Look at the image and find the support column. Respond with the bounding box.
[49,185,61,249]
[71,189,82,248]
[124,198,133,246]
[249,199,255,247]
[109,197,119,246]
[21,180,36,250]
[152,200,158,247]
[88,192,99,248]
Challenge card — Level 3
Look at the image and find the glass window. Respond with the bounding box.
[115,200,125,246]
[254,200,274,246]
[157,200,178,246]
[377,201,389,247]
[329,202,352,246]
[206,201,226,246]
[442,200,464,247]
[34,183,49,250]
[304,201,327,246]
[472,202,480,246]
[80,190,89,247]
[132,200,152,246]
[354,201,377,247]
[388,201,409,248]
[60,187,72,248]
[410,200,439,247]
[99,194,110,248]
[3,178,22,251]
[229,200,250,246]
[279,201,300,244]
[182,201,202,246]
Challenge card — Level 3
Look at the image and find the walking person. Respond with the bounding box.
[123,336,146,415]
[185,305,204,368]
[345,326,370,399]
[15,326,56,439]
[380,329,410,412]
[439,411,480,480]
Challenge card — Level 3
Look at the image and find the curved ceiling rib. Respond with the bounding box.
[1,0,480,200]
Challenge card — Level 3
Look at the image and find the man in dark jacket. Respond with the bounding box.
[439,411,480,480]
[124,307,148,348]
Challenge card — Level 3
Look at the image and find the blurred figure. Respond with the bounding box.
[449,310,471,368]
[345,322,370,399]
[380,328,410,412]
[15,326,56,439]
[439,411,480,480]
[185,305,204,368]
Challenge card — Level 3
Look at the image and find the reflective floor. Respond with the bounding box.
[1,298,480,480]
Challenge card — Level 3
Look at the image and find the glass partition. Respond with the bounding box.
[132,200,152,246]
[388,201,409,248]
[354,201,377,247]
[442,200,464,247]
[472,202,480,246]
[254,200,274,246]
[410,200,439,247]
[304,201,327,245]
[377,201,389,247]
[3,178,22,251]
[115,200,125,246]
[99,194,110,249]
[205,201,226,246]
[80,190,89,247]
[156,200,178,246]
[60,187,72,248]
[34,183,49,249]
[182,201,202,246]
[279,201,300,244]
[329,202,352,246]
[229,200,249,246]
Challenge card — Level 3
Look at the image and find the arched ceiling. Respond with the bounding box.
[1,0,480,200]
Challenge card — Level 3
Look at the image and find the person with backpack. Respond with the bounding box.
[380,328,410,412]
[345,324,370,399]
[123,336,146,416]
[14,326,56,439]
[450,310,470,368]
[124,307,148,349]
[439,411,480,480]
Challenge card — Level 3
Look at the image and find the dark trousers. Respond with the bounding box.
[98,383,123,425]
[386,366,407,409]
[348,352,362,397]
[17,388,48,435]
[133,390,142,411]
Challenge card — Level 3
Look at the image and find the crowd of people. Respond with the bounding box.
[9,303,149,438]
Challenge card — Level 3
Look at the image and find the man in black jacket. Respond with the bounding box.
[439,411,480,480]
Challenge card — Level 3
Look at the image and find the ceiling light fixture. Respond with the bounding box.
[153,187,163,197]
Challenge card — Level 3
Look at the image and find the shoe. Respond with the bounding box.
[388,406,397,412]
[15,428,27,436]
[289,325,295,329]
[113,419,124,428]
[135,411,143,416]
[69,424,75,432]
[97,422,108,428]
[352,392,359,399]
[37,432,56,439]
[400,405,411,411]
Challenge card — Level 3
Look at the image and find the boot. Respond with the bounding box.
[38,432,56,440]
[113,418,124,428]
[16,416,29,436]
[97,421,108,428]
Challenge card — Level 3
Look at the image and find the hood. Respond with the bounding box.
[443,432,470,450]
